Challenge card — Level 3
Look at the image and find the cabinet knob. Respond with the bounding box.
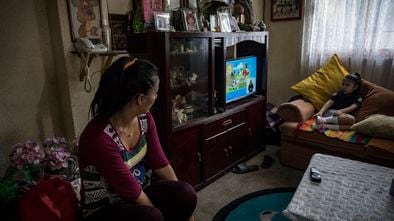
[248,128,253,136]
[222,119,232,127]
[228,146,233,156]
[224,148,229,158]
[197,152,202,163]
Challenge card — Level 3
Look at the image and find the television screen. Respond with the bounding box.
[225,56,257,103]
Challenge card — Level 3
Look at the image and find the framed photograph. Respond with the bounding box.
[143,0,162,23]
[209,15,217,32]
[154,12,171,31]
[271,0,302,21]
[218,12,231,32]
[229,15,240,32]
[66,0,102,41]
[109,14,128,50]
[182,9,199,31]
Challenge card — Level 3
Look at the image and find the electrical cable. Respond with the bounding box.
[79,51,110,93]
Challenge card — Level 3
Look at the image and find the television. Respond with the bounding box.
[225,56,257,103]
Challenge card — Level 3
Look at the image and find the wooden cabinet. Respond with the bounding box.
[169,126,201,186]
[202,110,248,181]
[246,101,265,148]
[128,32,268,189]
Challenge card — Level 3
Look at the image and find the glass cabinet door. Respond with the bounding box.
[169,37,209,127]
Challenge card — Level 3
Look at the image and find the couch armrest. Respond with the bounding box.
[277,99,315,122]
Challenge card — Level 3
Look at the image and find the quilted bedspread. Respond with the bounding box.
[297,118,370,144]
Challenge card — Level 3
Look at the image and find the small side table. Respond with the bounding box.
[284,154,394,221]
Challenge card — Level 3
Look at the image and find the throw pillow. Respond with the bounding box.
[350,114,394,140]
[291,54,349,110]
[353,80,394,122]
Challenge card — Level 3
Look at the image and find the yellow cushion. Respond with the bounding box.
[291,54,349,110]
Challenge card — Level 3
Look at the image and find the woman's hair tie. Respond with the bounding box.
[123,58,138,70]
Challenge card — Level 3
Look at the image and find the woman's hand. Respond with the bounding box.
[189,215,195,221]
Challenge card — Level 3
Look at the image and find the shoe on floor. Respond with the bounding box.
[261,155,274,169]
[232,163,259,174]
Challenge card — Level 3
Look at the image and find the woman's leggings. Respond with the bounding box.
[85,180,197,221]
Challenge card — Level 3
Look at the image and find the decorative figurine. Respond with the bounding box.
[185,105,194,113]
[199,14,209,32]
[174,94,185,109]
[174,108,187,123]
[232,0,263,31]
[190,73,198,82]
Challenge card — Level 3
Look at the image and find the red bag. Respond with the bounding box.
[19,177,80,221]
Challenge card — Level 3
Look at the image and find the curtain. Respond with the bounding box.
[301,0,394,90]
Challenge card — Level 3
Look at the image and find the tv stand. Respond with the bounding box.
[128,32,268,189]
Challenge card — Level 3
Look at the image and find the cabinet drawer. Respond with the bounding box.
[202,111,246,139]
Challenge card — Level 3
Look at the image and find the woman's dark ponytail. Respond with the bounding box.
[90,57,159,118]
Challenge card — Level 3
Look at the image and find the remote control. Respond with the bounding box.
[310,167,321,182]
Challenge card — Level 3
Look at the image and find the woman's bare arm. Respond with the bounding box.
[135,190,154,207]
[154,164,178,181]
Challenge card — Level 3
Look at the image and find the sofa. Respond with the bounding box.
[277,80,394,170]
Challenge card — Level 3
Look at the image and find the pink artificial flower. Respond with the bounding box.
[9,141,45,169]
[43,137,72,171]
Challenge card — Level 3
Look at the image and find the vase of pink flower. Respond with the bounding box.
[1,137,79,215]
[8,141,46,183]
[7,137,79,183]
[42,137,72,178]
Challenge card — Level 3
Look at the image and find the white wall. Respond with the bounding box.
[258,0,303,106]
[0,0,66,175]
[108,0,132,14]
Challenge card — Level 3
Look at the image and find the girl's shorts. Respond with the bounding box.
[323,109,337,117]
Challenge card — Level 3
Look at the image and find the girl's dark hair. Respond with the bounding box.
[343,72,362,88]
[90,57,159,118]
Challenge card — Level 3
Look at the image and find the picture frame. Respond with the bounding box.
[218,12,231,32]
[182,9,199,31]
[229,15,240,32]
[143,0,162,23]
[209,15,217,32]
[66,0,103,42]
[108,14,128,50]
[271,0,302,21]
[154,11,171,31]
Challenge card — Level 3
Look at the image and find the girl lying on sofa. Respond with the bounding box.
[313,73,362,131]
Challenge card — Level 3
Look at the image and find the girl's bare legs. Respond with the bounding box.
[317,113,355,131]
[337,113,355,125]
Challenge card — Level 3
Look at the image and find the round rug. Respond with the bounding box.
[213,187,295,221]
